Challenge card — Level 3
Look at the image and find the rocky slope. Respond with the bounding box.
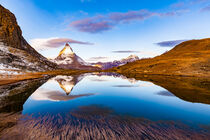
[111,38,210,77]
[92,55,139,70]
[0,5,57,73]
[51,43,100,71]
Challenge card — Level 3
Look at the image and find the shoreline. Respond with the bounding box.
[1,69,210,86]
[0,69,91,86]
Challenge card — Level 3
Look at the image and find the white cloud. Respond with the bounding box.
[30,37,93,51]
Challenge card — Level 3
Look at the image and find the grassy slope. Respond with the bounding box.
[111,38,210,77]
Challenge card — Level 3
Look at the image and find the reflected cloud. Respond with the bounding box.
[88,77,109,82]
[31,88,94,101]
[139,82,155,87]
[156,90,175,97]
[112,85,138,87]
[30,75,95,101]
[92,72,138,84]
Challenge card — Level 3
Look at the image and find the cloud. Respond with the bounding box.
[201,5,210,12]
[112,50,141,53]
[139,82,154,87]
[171,2,186,9]
[156,91,174,97]
[171,0,210,9]
[155,40,187,47]
[30,37,93,51]
[70,17,114,33]
[69,10,184,33]
[112,85,139,88]
[87,57,109,61]
[89,77,108,82]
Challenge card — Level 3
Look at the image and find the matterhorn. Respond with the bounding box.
[52,43,100,70]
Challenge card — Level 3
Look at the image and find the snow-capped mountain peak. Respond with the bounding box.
[51,43,100,70]
[126,55,139,60]
[59,43,74,56]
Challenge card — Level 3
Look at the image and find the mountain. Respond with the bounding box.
[92,55,139,70]
[0,5,57,74]
[111,38,210,77]
[51,43,100,71]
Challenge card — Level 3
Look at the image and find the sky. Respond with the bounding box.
[1,0,210,62]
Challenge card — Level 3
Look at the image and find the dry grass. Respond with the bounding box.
[110,38,210,77]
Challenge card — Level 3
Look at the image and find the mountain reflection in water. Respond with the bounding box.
[0,73,210,140]
[30,75,94,101]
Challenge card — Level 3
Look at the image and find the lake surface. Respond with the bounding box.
[0,73,210,139]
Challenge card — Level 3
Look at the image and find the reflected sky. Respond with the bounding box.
[23,73,210,126]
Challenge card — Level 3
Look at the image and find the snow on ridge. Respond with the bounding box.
[0,63,20,70]
[0,43,9,53]
[77,57,90,66]
[0,64,22,75]
[0,70,22,75]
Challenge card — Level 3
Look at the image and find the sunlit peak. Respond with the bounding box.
[59,43,74,55]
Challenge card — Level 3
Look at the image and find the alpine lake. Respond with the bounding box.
[0,72,210,140]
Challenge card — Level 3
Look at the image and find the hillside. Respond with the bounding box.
[111,38,210,77]
[0,5,57,73]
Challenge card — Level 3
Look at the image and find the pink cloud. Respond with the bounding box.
[71,18,114,33]
[69,9,185,33]
[109,10,153,23]
[45,38,93,47]
[30,37,93,51]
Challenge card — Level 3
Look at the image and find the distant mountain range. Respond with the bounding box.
[0,5,57,74]
[91,55,139,70]
[50,43,140,70]
[111,38,210,77]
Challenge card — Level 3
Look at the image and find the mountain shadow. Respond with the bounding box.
[0,77,50,113]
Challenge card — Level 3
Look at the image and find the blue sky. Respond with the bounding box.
[1,0,210,62]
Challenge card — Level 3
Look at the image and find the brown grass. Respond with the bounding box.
[110,38,210,77]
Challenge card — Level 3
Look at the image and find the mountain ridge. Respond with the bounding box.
[0,5,57,73]
[92,55,139,70]
[110,38,210,77]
